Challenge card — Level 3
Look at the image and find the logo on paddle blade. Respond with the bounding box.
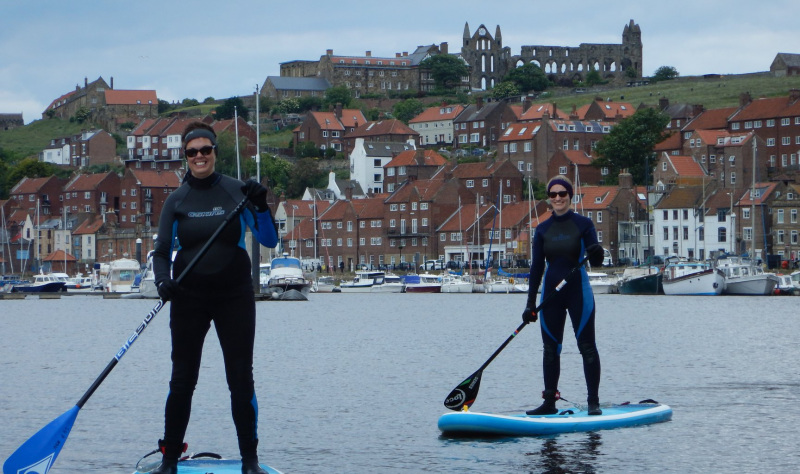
[444,389,465,410]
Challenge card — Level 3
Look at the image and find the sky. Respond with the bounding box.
[2,0,799,124]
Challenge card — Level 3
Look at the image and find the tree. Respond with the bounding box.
[491,82,519,100]
[7,158,66,187]
[74,106,91,124]
[157,99,171,114]
[214,97,249,121]
[324,86,353,109]
[593,108,671,184]
[504,63,549,92]
[294,140,321,159]
[585,69,603,86]
[259,154,293,195]
[277,98,301,115]
[420,55,469,90]
[652,66,679,82]
[392,98,424,124]
[286,158,326,198]
[182,98,200,107]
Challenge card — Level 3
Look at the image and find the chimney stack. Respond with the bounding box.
[335,103,343,119]
[440,42,448,54]
[326,49,333,56]
[659,97,669,110]
[618,171,633,189]
[739,92,752,107]
[476,96,484,109]
[366,51,371,57]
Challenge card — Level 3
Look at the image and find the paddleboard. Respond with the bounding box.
[438,401,672,437]
[132,458,283,474]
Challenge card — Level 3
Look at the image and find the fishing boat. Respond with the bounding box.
[340,270,404,293]
[266,254,312,300]
[11,273,67,293]
[716,256,779,295]
[587,271,616,294]
[662,260,724,296]
[440,273,474,293]
[64,274,97,292]
[617,265,663,295]
[404,273,443,293]
[773,274,800,295]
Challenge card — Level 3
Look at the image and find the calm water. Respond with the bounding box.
[1,293,798,473]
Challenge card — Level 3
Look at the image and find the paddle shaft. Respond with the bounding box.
[76,196,249,408]
[471,255,589,375]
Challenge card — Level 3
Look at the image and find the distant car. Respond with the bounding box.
[393,262,414,272]
[602,248,613,267]
[420,260,445,271]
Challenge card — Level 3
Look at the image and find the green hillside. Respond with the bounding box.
[0,118,89,160]
[533,73,800,112]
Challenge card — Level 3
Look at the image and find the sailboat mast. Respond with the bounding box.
[1,205,12,274]
[751,138,757,259]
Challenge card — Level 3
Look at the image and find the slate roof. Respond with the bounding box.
[266,76,331,91]
[349,119,418,138]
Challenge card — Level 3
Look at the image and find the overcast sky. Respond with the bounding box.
[3,0,798,124]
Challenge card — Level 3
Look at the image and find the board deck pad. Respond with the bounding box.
[133,458,282,474]
[438,402,672,437]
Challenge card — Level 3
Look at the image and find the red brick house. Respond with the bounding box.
[62,172,120,220]
[9,176,68,217]
[292,106,367,155]
[383,149,448,193]
[118,168,184,229]
[453,97,517,149]
[548,149,604,186]
[444,159,523,206]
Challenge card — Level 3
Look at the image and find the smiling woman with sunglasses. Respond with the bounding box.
[521,175,606,417]
[150,121,278,474]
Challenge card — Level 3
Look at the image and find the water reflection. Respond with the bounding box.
[525,432,603,473]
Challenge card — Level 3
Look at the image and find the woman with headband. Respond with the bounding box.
[150,121,278,474]
[522,175,606,416]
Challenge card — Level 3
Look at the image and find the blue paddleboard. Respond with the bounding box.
[132,459,282,474]
[438,402,672,437]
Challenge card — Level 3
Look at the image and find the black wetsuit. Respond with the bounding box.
[153,172,278,456]
[527,209,605,404]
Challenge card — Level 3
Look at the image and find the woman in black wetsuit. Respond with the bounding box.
[151,121,278,474]
[522,175,605,416]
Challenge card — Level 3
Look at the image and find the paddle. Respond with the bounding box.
[443,255,590,411]
[3,195,250,474]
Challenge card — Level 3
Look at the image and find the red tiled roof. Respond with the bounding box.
[667,155,706,177]
[683,106,736,131]
[73,217,104,235]
[351,197,385,218]
[449,160,506,179]
[562,150,594,165]
[43,249,77,262]
[519,103,559,121]
[105,89,158,106]
[654,131,682,151]
[498,123,539,142]
[11,176,54,194]
[127,169,182,188]
[65,172,114,192]
[409,104,465,123]
[386,149,448,167]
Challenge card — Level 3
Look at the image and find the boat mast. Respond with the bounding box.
[36,198,40,273]
[751,138,757,260]
[1,205,12,274]
[234,105,241,180]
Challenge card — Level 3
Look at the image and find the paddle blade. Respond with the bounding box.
[444,371,482,411]
[3,405,79,474]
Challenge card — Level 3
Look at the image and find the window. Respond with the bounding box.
[718,227,727,242]
[597,231,603,242]
[466,180,474,188]
[597,211,602,223]
[777,209,784,223]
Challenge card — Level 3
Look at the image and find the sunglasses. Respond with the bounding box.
[185,145,216,158]
[548,191,569,198]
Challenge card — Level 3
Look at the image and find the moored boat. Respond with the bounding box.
[266,254,312,300]
[440,273,474,293]
[716,256,779,296]
[105,258,142,293]
[662,261,724,296]
[587,271,616,294]
[340,270,403,293]
[404,273,442,293]
[617,266,663,295]
[11,273,67,293]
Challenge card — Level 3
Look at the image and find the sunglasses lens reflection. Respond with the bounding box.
[548,191,568,198]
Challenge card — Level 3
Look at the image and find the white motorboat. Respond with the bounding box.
[64,274,97,292]
[404,273,442,293]
[105,258,142,293]
[313,276,339,293]
[587,271,616,294]
[716,256,779,296]
[340,271,404,293]
[440,273,474,293]
[774,274,800,296]
[266,254,312,300]
[483,277,527,294]
[662,261,724,296]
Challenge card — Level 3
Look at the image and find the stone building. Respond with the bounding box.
[0,113,23,130]
[40,129,117,168]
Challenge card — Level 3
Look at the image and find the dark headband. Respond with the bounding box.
[548,178,573,197]
[183,128,217,147]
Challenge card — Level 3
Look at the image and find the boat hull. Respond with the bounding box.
[619,274,663,295]
[723,276,778,295]
[663,269,724,295]
[405,285,441,293]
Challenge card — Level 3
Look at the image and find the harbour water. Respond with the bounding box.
[1,293,798,473]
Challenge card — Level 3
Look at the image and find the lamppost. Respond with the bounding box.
[398,243,405,270]
[727,191,736,254]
